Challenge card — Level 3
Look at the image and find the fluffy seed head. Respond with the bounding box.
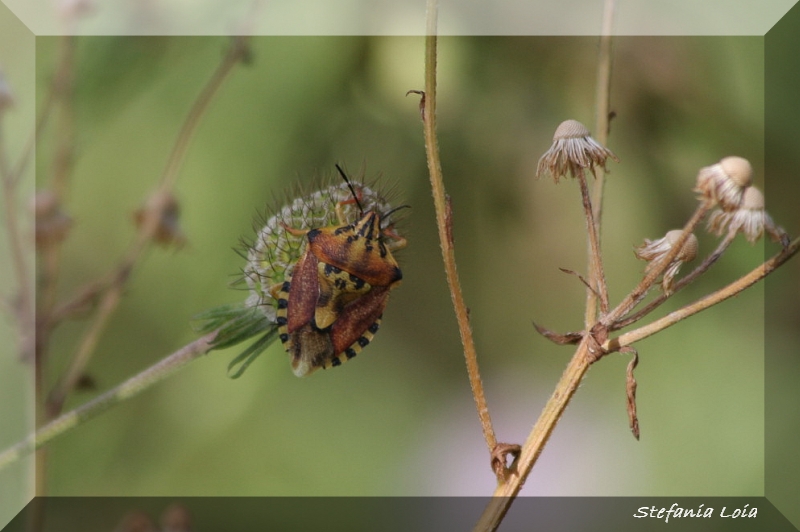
[706,186,788,244]
[720,156,753,188]
[553,119,591,140]
[536,119,619,182]
[695,156,753,210]
[635,229,698,294]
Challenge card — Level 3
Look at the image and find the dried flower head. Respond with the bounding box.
[695,156,753,210]
[31,189,72,248]
[536,119,618,183]
[635,229,698,294]
[707,186,788,244]
[134,192,186,248]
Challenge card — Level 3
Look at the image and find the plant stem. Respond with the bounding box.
[46,37,249,417]
[605,235,800,350]
[421,0,497,456]
[612,228,737,331]
[578,169,609,318]
[474,337,596,532]
[0,331,219,473]
[0,105,34,361]
[585,0,616,326]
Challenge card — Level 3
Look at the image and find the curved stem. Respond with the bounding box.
[612,228,737,331]
[605,236,800,350]
[46,38,249,417]
[474,338,595,531]
[0,331,219,473]
[602,201,711,327]
[421,0,497,456]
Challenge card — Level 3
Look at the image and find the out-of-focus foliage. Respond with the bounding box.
[20,31,797,519]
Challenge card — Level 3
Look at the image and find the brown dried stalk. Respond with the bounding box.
[419,0,522,480]
[45,37,251,418]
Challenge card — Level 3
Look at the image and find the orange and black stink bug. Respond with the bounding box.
[274,167,407,376]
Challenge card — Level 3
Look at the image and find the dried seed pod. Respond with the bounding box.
[134,191,186,248]
[635,229,698,294]
[535,119,618,182]
[31,189,73,248]
[707,186,788,244]
[695,156,753,210]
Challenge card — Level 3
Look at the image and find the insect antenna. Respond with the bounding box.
[382,204,411,223]
[335,163,364,214]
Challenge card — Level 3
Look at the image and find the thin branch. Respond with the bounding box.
[585,0,616,326]
[420,0,499,461]
[474,235,800,532]
[0,331,220,473]
[0,108,34,361]
[605,235,800,350]
[602,201,711,327]
[474,337,596,532]
[46,38,249,416]
[37,34,78,362]
[612,228,737,331]
[577,168,609,318]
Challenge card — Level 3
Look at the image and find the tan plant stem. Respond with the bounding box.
[37,35,77,359]
[474,337,596,532]
[577,169,609,318]
[605,235,800,351]
[612,228,737,331]
[45,38,249,418]
[421,0,498,456]
[585,0,616,326]
[473,235,800,532]
[0,114,34,360]
[32,33,78,502]
[0,331,220,473]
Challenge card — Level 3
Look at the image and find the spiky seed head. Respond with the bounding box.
[244,178,402,323]
[536,119,619,183]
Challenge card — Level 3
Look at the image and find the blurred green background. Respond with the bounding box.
[2,25,799,532]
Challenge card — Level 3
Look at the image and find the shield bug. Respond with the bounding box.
[273,166,407,376]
